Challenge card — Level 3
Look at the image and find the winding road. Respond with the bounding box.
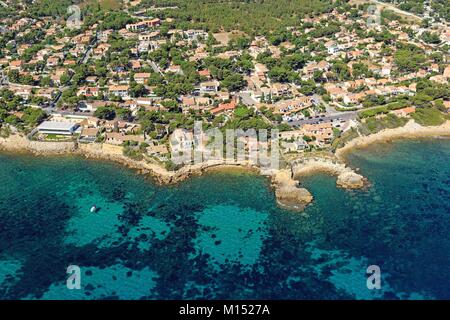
[370,0,423,21]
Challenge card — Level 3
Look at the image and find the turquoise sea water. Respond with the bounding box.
[0,139,449,299]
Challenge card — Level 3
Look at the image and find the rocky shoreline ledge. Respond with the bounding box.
[270,156,366,212]
[7,121,450,212]
[0,134,261,185]
[335,120,450,161]
[292,157,366,190]
[0,133,366,212]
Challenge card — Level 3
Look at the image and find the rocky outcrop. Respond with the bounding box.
[0,134,76,154]
[292,157,346,178]
[292,157,366,190]
[28,141,77,154]
[79,143,262,185]
[0,134,30,151]
[336,171,365,189]
[1,134,367,213]
[272,169,313,212]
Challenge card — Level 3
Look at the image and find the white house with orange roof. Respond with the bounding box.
[134,73,151,84]
[108,85,130,99]
[77,86,100,98]
[9,60,23,71]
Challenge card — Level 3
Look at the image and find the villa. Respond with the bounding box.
[79,127,99,142]
[199,80,220,94]
[105,132,145,145]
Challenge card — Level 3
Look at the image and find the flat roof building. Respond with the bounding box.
[37,121,79,135]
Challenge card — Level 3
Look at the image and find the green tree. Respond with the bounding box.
[221,74,246,92]
[22,107,47,125]
[94,106,116,120]
[394,49,426,72]
[421,31,441,44]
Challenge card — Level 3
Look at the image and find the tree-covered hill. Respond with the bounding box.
[379,0,449,22]
[20,0,344,34]
[26,0,122,18]
[136,0,343,34]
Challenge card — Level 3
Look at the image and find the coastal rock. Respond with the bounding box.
[336,171,365,189]
[0,134,30,151]
[272,170,313,211]
[29,141,77,154]
[291,157,366,190]
[275,185,313,211]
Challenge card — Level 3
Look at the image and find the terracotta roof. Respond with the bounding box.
[210,101,237,114]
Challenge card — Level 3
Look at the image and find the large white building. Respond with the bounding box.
[37,121,79,135]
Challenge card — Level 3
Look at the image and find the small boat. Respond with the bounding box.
[90,205,97,213]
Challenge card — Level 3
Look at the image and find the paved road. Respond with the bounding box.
[285,100,397,127]
[317,95,342,116]
[287,111,358,127]
[238,91,258,106]
[149,60,164,76]
[371,0,423,21]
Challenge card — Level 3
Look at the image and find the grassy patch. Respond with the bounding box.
[331,128,360,151]
[359,101,410,119]
[360,114,408,135]
[123,146,144,161]
[0,126,11,138]
[411,107,446,126]
[44,134,71,141]
[359,106,390,118]
[100,0,122,10]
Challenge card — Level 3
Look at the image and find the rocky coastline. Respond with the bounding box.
[9,122,449,212]
[271,169,314,212]
[0,132,366,212]
[292,157,366,190]
[0,134,262,185]
[335,120,450,161]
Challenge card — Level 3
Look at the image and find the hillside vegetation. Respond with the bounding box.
[28,0,122,17]
[137,0,342,34]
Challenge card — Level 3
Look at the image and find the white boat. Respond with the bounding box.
[90,205,97,213]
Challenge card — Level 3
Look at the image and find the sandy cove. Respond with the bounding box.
[335,120,450,161]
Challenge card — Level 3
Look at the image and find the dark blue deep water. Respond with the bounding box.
[0,139,449,299]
